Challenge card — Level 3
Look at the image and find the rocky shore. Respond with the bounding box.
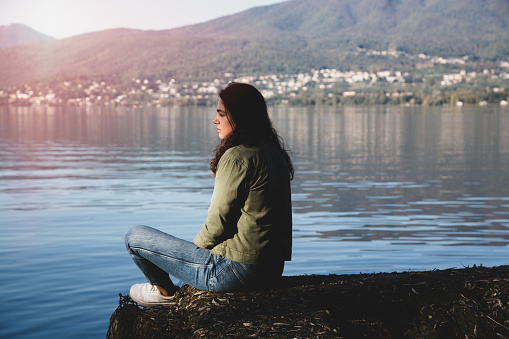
[107,265,508,338]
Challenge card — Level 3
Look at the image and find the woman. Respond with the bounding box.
[125,82,293,307]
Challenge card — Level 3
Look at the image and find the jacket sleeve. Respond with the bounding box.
[193,153,249,249]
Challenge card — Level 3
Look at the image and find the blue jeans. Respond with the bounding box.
[125,225,283,292]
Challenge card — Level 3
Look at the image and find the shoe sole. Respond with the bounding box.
[133,299,177,307]
[130,294,177,307]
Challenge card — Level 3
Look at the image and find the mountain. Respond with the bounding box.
[1,0,508,89]
[0,23,55,48]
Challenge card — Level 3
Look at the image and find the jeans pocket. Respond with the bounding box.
[208,259,251,292]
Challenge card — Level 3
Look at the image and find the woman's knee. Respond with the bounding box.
[125,225,151,249]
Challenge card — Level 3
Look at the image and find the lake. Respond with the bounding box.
[1,104,508,337]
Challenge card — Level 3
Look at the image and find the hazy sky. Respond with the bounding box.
[0,0,287,39]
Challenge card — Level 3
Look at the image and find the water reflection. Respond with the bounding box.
[0,104,508,337]
[2,105,509,251]
[270,106,509,273]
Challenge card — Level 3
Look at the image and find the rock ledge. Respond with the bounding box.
[108,265,509,338]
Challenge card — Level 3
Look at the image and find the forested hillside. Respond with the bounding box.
[0,0,508,89]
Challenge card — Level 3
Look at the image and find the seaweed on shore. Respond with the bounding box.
[107,265,509,338]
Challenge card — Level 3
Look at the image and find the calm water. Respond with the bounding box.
[1,104,508,337]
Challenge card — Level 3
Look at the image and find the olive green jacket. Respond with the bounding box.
[193,145,292,265]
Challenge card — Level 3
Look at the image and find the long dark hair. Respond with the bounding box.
[210,82,294,179]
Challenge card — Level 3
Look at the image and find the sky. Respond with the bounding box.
[0,0,287,39]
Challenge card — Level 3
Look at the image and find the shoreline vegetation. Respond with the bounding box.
[3,84,507,108]
[107,265,509,338]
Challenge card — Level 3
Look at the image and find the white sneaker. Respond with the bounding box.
[129,283,177,307]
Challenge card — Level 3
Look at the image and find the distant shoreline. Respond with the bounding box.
[2,90,508,109]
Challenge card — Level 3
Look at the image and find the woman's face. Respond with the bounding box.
[213,99,233,140]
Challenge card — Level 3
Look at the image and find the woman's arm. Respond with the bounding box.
[193,154,249,249]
